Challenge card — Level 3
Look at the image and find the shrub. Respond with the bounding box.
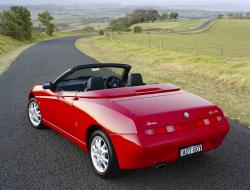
[98,30,104,35]
[46,23,54,36]
[104,26,113,32]
[38,11,54,36]
[1,6,32,40]
[133,26,142,33]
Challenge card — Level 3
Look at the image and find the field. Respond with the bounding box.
[131,19,207,32]
[75,19,250,126]
[112,20,250,57]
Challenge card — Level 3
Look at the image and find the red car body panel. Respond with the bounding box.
[29,83,230,169]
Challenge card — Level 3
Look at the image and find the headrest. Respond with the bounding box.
[86,77,105,91]
[127,73,144,86]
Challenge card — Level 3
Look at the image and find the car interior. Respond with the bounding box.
[55,73,144,92]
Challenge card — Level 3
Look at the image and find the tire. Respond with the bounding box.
[27,98,44,129]
[89,129,120,178]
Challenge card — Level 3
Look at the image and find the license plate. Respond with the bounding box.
[180,144,203,157]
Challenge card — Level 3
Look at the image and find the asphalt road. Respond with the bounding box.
[0,35,249,190]
[180,19,215,33]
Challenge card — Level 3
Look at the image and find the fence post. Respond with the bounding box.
[161,40,164,49]
[176,43,178,51]
[220,47,224,57]
[148,39,151,48]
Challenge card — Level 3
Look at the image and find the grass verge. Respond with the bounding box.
[0,31,93,74]
[75,36,250,127]
[0,44,32,75]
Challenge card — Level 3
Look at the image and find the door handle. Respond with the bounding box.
[57,96,64,100]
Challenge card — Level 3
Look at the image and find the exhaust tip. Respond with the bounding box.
[154,162,167,169]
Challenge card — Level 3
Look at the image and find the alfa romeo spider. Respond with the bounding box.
[27,63,230,177]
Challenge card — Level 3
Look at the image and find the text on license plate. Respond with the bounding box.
[180,144,203,157]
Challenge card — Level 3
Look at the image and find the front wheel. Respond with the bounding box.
[89,130,120,178]
[27,98,44,129]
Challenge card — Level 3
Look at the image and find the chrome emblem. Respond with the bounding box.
[146,121,158,126]
[184,112,190,118]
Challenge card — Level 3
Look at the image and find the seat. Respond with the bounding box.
[86,77,105,91]
[127,73,144,86]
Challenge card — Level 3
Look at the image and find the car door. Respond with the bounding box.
[39,90,76,133]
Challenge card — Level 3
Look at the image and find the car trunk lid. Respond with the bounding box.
[112,91,222,129]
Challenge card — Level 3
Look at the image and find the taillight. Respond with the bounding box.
[144,127,166,136]
[165,125,175,133]
[144,128,155,136]
[144,115,224,136]
[216,116,223,122]
[203,118,210,125]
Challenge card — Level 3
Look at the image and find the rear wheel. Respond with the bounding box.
[89,130,120,178]
[27,98,44,129]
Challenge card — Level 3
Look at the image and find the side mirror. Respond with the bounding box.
[42,82,53,90]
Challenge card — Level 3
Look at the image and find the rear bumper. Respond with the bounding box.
[110,120,230,169]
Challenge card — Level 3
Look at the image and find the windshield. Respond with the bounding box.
[64,67,125,80]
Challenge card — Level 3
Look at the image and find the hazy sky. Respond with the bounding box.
[0,0,250,11]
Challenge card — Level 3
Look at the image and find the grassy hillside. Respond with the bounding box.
[75,19,250,126]
[113,20,250,57]
[0,31,94,74]
[131,19,207,32]
[0,30,92,55]
[0,35,24,54]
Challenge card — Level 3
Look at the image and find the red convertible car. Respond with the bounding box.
[27,63,229,177]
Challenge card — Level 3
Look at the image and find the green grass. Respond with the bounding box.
[0,35,24,55]
[113,19,250,57]
[131,19,206,32]
[0,44,32,75]
[0,32,74,55]
[0,30,94,74]
[75,21,250,127]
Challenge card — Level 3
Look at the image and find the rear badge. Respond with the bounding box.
[146,121,158,126]
[184,112,190,118]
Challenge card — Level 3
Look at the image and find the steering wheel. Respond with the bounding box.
[104,76,123,89]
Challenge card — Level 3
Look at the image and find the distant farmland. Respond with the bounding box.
[112,19,250,57]
[131,19,207,33]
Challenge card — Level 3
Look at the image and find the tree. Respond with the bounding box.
[0,6,32,40]
[217,14,224,19]
[98,30,104,35]
[46,23,55,36]
[38,11,55,35]
[110,17,130,31]
[147,10,160,22]
[0,12,4,34]
[160,13,169,21]
[128,9,160,25]
[110,9,160,31]
[169,12,178,21]
[133,26,142,33]
[228,12,243,19]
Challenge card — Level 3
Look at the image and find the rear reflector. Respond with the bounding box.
[203,118,210,125]
[144,129,154,136]
[216,116,222,122]
[144,127,166,136]
[165,125,175,133]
